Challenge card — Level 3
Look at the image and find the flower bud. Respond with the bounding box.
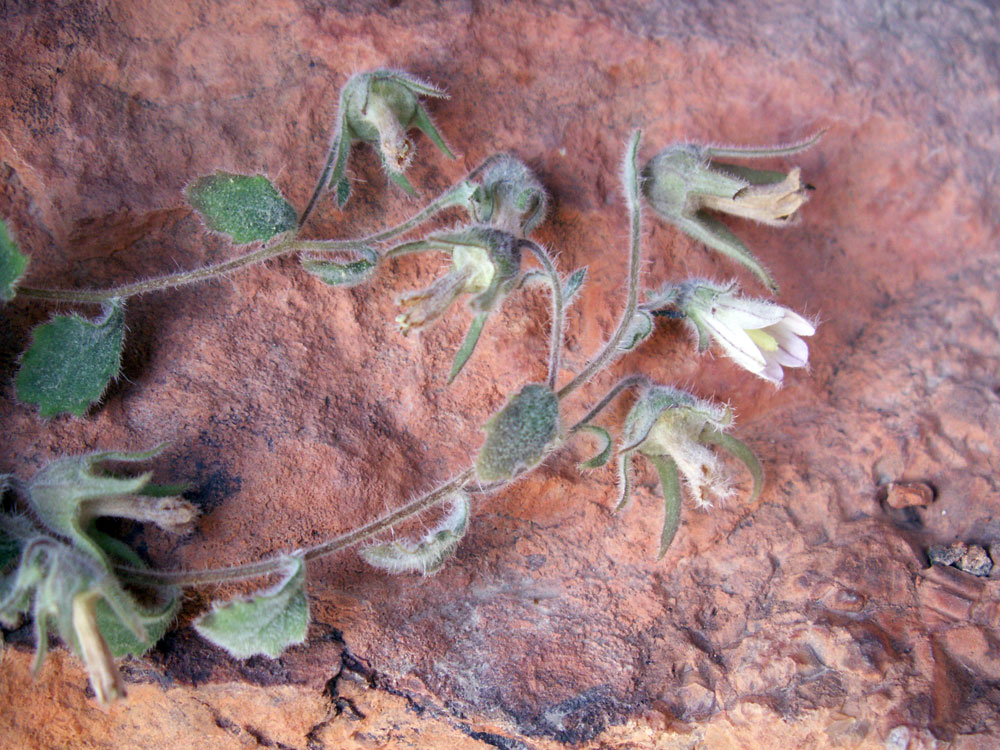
[469,154,548,235]
[330,70,455,205]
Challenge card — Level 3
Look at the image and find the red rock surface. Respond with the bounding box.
[2,1,1000,748]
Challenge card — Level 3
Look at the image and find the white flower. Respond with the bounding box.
[679,281,816,385]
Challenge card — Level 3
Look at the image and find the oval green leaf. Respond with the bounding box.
[476,384,560,482]
[194,556,309,659]
[15,300,125,418]
[185,172,297,244]
[1,219,29,303]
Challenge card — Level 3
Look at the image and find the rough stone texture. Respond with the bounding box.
[2,1,1000,748]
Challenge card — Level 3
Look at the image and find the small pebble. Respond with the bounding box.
[928,541,994,577]
[885,481,934,509]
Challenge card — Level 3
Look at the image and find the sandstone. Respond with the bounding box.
[2,1,1000,748]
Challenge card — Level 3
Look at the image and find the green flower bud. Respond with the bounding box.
[329,70,455,206]
[469,154,548,235]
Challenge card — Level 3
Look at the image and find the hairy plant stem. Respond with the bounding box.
[17,237,360,304]
[520,240,564,390]
[364,181,476,249]
[568,374,649,433]
[117,468,476,587]
[556,130,643,401]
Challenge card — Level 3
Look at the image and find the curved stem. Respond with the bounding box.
[116,467,475,587]
[568,374,649,433]
[557,130,643,400]
[520,240,564,390]
[300,136,342,231]
[364,180,476,249]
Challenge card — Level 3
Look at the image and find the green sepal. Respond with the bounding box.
[185,172,297,244]
[709,162,787,186]
[360,493,469,575]
[194,556,309,659]
[301,246,378,287]
[386,168,418,198]
[619,309,654,351]
[578,425,612,470]
[562,267,587,305]
[448,311,488,383]
[476,384,560,482]
[16,299,126,418]
[412,103,456,159]
[677,211,777,292]
[648,454,683,559]
[700,427,764,501]
[0,219,29,302]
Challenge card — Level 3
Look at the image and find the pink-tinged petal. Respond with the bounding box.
[768,325,809,367]
[713,297,785,329]
[702,315,767,372]
[779,310,816,336]
[760,357,785,384]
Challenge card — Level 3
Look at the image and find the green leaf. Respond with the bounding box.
[0,219,29,302]
[16,300,125,418]
[578,425,612,470]
[709,162,787,186]
[95,591,179,658]
[448,312,488,383]
[648,454,683,559]
[562,267,587,305]
[301,246,378,287]
[185,173,297,244]
[0,510,38,574]
[700,427,764,501]
[476,384,560,482]
[360,493,469,575]
[194,556,309,659]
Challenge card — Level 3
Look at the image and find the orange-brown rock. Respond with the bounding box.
[2,1,999,748]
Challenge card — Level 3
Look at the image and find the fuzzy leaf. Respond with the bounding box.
[562,267,587,305]
[476,384,560,482]
[578,425,612,470]
[94,593,179,658]
[16,300,125,418]
[0,219,28,302]
[301,246,378,287]
[185,173,297,244]
[361,493,469,575]
[194,556,308,659]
